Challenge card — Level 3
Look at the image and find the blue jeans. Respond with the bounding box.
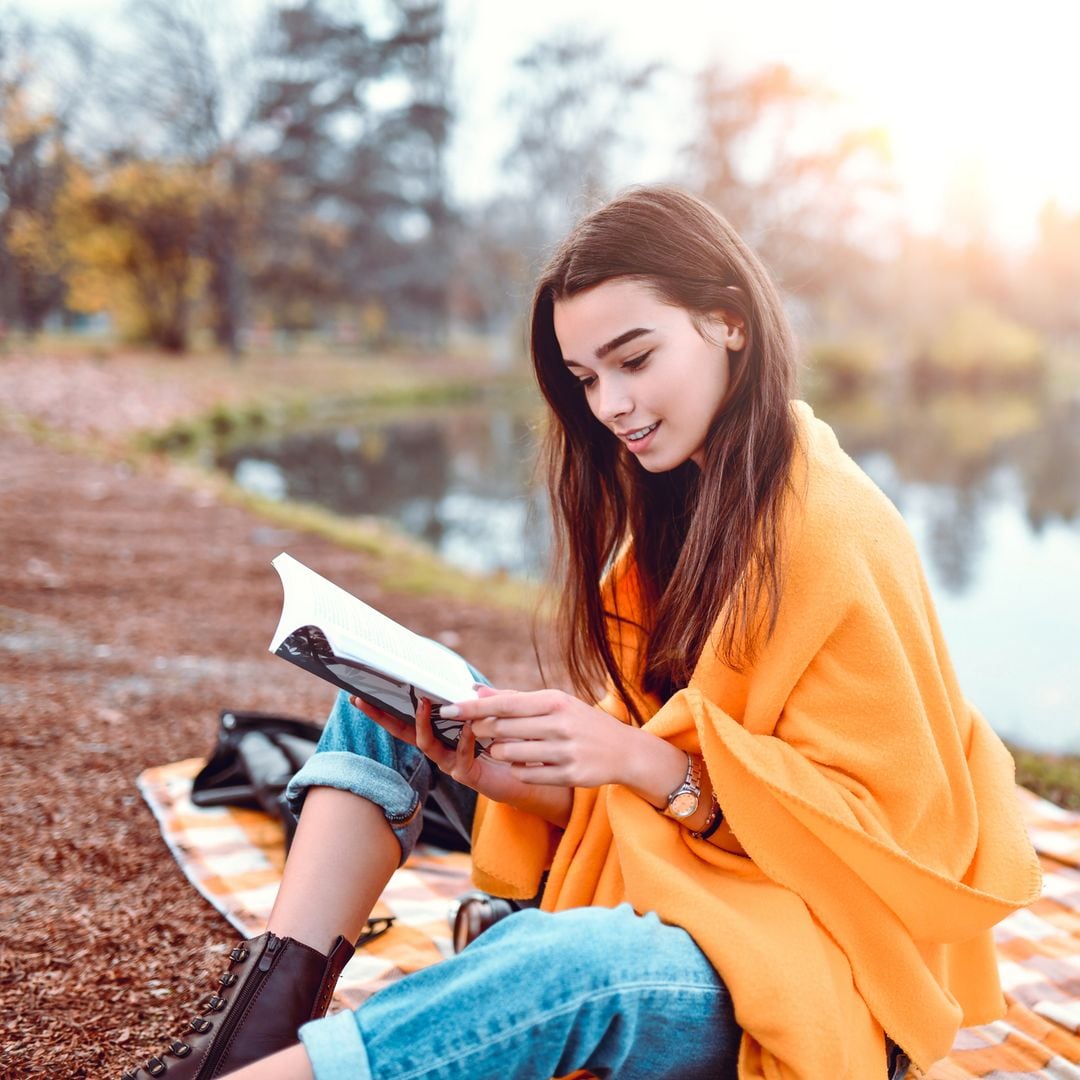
[285,689,480,867]
[300,903,740,1080]
[285,691,742,1080]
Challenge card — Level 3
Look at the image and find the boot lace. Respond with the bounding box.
[121,941,251,1077]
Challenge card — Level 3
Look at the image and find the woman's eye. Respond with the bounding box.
[622,351,651,371]
[574,351,650,389]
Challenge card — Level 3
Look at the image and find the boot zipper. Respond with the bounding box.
[201,933,281,1079]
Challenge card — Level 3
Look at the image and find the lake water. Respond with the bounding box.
[219,388,1080,754]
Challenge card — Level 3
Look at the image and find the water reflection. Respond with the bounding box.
[817,389,1080,537]
[218,406,553,577]
[220,387,1080,752]
[814,391,1080,597]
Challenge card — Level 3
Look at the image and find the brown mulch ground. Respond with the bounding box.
[0,358,553,1078]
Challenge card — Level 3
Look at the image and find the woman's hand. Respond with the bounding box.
[350,691,573,823]
[447,687,637,789]
[450,688,707,820]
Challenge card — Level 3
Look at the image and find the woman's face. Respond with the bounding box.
[552,277,744,472]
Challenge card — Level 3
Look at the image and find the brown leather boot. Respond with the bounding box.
[120,931,354,1079]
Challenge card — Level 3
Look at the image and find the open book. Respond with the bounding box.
[268,553,487,752]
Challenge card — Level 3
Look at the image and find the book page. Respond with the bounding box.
[270,553,477,703]
[274,624,492,753]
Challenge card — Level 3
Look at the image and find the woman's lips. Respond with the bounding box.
[621,421,660,453]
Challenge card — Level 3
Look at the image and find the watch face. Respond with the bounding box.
[669,791,698,818]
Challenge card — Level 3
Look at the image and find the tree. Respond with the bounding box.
[451,29,659,363]
[100,0,271,356]
[0,11,93,332]
[53,158,211,351]
[252,0,456,338]
[500,29,660,259]
[681,63,896,309]
[0,86,63,332]
[1022,200,1080,342]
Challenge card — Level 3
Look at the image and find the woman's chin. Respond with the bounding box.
[633,455,684,474]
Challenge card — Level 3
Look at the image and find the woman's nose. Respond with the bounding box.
[596,380,632,425]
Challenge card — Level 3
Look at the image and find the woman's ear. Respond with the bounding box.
[708,310,745,352]
[721,317,745,352]
[714,286,747,351]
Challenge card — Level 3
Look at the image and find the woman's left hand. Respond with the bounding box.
[452,687,636,788]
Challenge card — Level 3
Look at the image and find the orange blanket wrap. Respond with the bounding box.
[468,401,1042,1079]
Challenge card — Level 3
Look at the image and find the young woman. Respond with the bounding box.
[122,186,1041,1080]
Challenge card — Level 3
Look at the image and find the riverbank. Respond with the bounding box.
[0,348,1075,1075]
[0,350,542,608]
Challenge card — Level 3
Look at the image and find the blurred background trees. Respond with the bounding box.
[1,0,455,354]
[52,159,211,351]
[250,0,454,342]
[448,28,659,365]
[0,9,92,334]
[683,62,895,307]
[0,0,1078,375]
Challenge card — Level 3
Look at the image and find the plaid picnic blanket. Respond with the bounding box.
[138,760,1080,1077]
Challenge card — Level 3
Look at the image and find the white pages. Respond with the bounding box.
[269,552,479,709]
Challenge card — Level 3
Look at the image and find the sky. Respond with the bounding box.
[448,0,1080,249]
[22,0,1080,249]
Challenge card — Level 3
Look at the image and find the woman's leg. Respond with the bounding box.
[267,786,400,953]
[270,653,493,954]
[284,903,741,1080]
[274,689,456,950]
[121,692,469,1080]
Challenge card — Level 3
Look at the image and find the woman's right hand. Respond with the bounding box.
[352,692,573,826]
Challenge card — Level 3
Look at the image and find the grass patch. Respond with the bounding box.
[381,560,545,613]
[0,408,122,463]
[200,471,544,613]
[139,398,307,456]
[138,376,535,458]
[1007,742,1080,812]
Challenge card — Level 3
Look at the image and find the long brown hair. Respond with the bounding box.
[531,184,797,725]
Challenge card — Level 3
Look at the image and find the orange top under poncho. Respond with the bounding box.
[468,400,1042,1079]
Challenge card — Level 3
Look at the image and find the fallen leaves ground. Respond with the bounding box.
[0,354,553,1077]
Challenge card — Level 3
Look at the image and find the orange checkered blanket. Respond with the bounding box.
[138,760,1080,1077]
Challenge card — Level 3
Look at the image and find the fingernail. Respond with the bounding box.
[440,704,460,718]
[472,682,485,690]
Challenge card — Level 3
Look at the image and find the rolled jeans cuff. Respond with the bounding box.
[284,749,428,865]
[299,1009,372,1080]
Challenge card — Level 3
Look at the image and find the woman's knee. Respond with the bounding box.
[318,692,394,751]
[455,903,737,1075]
[284,693,435,864]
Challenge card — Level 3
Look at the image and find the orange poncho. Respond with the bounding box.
[469,401,1042,1079]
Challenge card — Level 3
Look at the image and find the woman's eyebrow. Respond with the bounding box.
[596,327,653,359]
[564,327,654,368]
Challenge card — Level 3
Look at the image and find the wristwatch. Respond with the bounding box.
[661,753,702,819]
